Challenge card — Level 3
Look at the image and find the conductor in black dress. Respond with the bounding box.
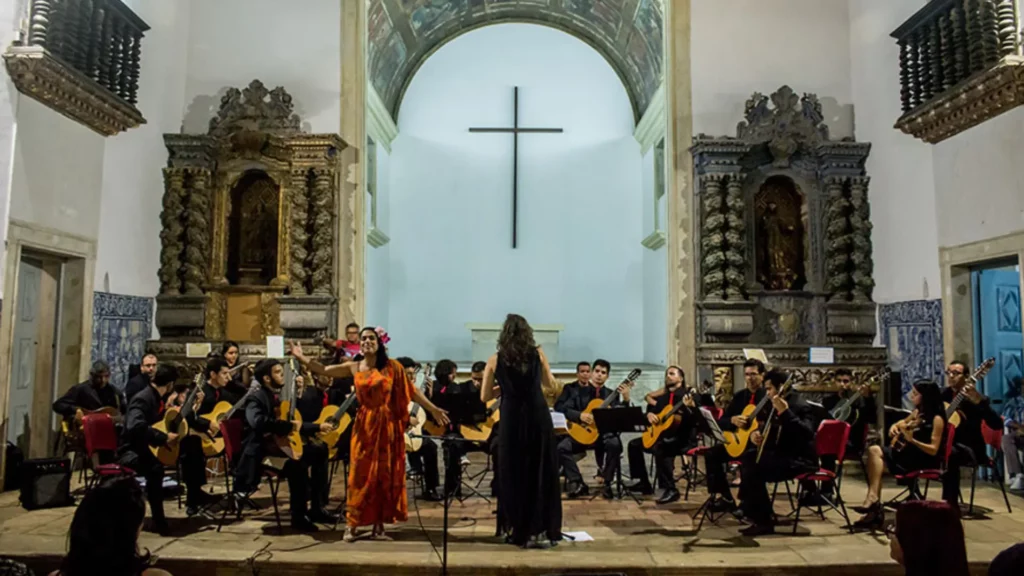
[481,314,562,549]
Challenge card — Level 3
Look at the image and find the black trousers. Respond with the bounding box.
[943,444,978,506]
[703,443,734,498]
[739,449,815,526]
[283,441,330,521]
[442,435,499,495]
[408,439,440,491]
[119,435,206,523]
[627,437,685,491]
[558,435,622,486]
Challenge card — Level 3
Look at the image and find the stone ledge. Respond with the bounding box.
[894,56,1024,144]
[3,46,146,136]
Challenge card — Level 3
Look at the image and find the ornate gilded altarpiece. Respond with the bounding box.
[149,80,347,363]
[692,86,886,402]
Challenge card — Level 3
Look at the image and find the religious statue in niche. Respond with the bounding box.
[756,176,805,291]
[227,171,280,286]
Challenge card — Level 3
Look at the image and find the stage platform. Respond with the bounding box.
[1,456,1019,575]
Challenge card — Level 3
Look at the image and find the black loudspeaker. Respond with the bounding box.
[884,371,904,409]
[19,457,73,510]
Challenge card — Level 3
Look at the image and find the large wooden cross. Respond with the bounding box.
[469,87,563,248]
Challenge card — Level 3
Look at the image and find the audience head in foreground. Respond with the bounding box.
[56,477,171,576]
[889,500,968,576]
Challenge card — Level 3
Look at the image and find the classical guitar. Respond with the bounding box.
[406,402,426,452]
[275,359,304,460]
[460,398,502,443]
[640,381,713,449]
[315,391,359,459]
[721,384,787,458]
[420,363,434,397]
[566,369,642,446]
[151,382,199,466]
[66,405,123,444]
[945,358,995,428]
[890,409,924,451]
[195,381,260,456]
[756,381,793,463]
[830,369,890,423]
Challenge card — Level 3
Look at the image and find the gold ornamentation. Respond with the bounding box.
[310,169,335,295]
[205,292,226,341]
[289,169,311,295]
[159,169,185,295]
[895,58,1024,143]
[182,168,211,295]
[3,46,146,136]
[260,292,282,336]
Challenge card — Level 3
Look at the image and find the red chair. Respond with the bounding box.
[788,420,853,534]
[967,421,1013,514]
[81,413,134,490]
[216,419,283,534]
[681,406,726,500]
[886,422,957,506]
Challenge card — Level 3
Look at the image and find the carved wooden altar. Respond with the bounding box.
[152,80,347,348]
[692,86,885,394]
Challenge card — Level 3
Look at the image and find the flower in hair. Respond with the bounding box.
[375,326,391,345]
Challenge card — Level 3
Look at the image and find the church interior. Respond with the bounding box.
[0,0,1023,574]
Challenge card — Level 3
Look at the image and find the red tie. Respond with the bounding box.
[322,391,328,407]
[215,389,220,402]
[748,393,756,406]
[158,400,164,415]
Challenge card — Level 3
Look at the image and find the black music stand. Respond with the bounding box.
[431,394,491,504]
[408,434,479,576]
[591,407,648,504]
[691,407,733,531]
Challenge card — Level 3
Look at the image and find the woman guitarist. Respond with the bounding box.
[853,380,946,530]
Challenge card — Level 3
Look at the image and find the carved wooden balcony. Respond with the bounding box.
[892,0,1024,143]
[3,0,149,136]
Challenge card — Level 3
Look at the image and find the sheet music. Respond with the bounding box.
[550,410,568,432]
[699,407,726,445]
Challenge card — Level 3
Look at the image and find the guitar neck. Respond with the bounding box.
[329,394,358,424]
[947,391,965,417]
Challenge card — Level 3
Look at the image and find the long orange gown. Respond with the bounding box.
[346,359,413,527]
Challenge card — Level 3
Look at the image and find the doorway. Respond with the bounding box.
[971,260,1024,409]
[5,251,63,459]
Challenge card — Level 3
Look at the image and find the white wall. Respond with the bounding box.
[641,147,667,365]
[0,0,24,298]
[691,0,854,138]
[94,0,192,297]
[388,24,643,362]
[933,107,1024,248]
[182,0,341,134]
[365,144,391,330]
[849,0,939,303]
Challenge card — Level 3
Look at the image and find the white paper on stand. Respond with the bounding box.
[550,410,568,433]
[266,335,285,358]
[562,531,594,542]
[808,347,835,364]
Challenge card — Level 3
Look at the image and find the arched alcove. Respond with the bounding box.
[379,23,657,364]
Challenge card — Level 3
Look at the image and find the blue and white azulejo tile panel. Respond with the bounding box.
[91,292,154,391]
[878,299,944,405]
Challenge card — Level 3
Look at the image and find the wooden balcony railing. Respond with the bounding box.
[891,0,1024,143]
[3,0,149,135]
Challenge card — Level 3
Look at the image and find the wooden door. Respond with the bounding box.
[6,254,61,458]
[973,266,1023,408]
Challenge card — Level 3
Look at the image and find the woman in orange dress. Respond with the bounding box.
[290,327,448,541]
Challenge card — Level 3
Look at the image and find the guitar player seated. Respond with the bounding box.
[119,364,217,535]
[703,358,767,512]
[816,368,873,501]
[427,359,493,498]
[53,361,126,424]
[737,369,818,536]
[399,357,443,501]
[232,359,336,532]
[554,359,629,499]
[625,367,712,504]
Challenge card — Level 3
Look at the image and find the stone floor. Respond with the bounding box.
[0,455,1020,575]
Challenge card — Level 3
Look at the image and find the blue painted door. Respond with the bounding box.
[973,266,1023,409]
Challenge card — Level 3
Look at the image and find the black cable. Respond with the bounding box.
[246,541,272,576]
[411,482,444,571]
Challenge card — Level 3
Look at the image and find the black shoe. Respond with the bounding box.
[292,518,320,533]
[739,522,775,537]
[656,489,681,505]
[568,483,589,499]
[602,486,615,500]
[148,518,171,537]
[709,497,737,514]
[186,491,221,516]
[852,505,885,531]
[420,489,443,502]
[625,480,654,495]
[308,508,339,524]
[852,501,881,515]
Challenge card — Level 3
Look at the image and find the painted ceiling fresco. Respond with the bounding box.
[368,0,664,122]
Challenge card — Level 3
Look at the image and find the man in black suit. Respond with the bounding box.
[399,357,443,501]
[233,359,336,532]
[125,353,158,402]
[118,364,216,535]
[817,368,874,499]
[702,358,767,512]
[554,359,629,499]
[53,361,125,422]
[942,360,1004,507]
[737,368,818,536]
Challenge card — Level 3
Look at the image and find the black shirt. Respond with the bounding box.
[942,386,1003,458]
[125,373,151,403]
[554,382,628,425]
[718,387,767,432]
[52,381,125,418]
[822,390,876,449]
[297,386,331,423]
[120,385,167,455]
